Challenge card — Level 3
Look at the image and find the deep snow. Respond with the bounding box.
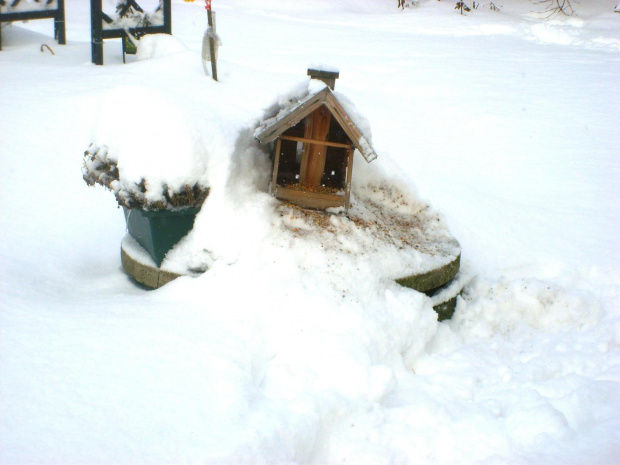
[1,0,619,464]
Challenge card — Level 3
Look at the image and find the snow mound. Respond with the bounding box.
[87,74,459,283]
[136,34,189,61]
[451,276,601,340]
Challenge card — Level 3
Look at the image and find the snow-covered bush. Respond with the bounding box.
[83,143,209,210]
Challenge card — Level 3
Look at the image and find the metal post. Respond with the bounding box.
[55,0,66,45]
[163,0,172,34]
[90,0,103,64]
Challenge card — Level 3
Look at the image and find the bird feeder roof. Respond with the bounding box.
[255,85,378,163]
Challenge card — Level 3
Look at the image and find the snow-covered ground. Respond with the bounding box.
[1,0,619,463]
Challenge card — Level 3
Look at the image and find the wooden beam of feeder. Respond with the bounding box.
[301,106,331,187]
[279,135,353,149]
[255,88,377,163]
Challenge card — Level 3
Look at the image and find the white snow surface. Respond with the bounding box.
[1,1,620,464]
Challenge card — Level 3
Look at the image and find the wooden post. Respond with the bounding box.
[271,139,282,194]
[301,106,331,187]
[345,148,354,209]
[307,68,339,90]
[299,115,313,182]
[206,0,217,81]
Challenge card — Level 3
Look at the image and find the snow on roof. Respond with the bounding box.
[255,83,378,163]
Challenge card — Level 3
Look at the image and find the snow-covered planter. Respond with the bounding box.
[83,143,209,267]
[83,143,209,210]
[122,206,200,267]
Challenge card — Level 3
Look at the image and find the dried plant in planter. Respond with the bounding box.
[82,144,209,210]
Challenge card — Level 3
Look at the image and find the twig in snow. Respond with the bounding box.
[485,2,501,11]
[531,0,577,18]
[40,44,55,55]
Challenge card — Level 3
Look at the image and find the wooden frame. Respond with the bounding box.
[256,87,377,163]
[270,138,354,210]
[274,186,346,210]
[279,135,351,149]
[257,85,376,211]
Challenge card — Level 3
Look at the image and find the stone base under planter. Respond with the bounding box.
[395,254,461,293]
[121,234,181,289]
[121,229,467,320]
[395,254,467,321]
[426,271,469,321]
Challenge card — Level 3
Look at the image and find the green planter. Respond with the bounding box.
[123,207,200,267]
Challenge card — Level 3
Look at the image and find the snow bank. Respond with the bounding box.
[135,34,189,61]
[88,65,459,282]
[1,0,619,464]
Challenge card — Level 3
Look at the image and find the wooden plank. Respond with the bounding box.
[207,7,217,81]
[307,68,339,90]
[270,139,282,195]
[325,92,378,163]
[279,135,352,149]
[344,148,354,209]
[255,88,329,144]
[275,187,345,210]
[303,106,331,186]
[325,93,362,141]
[299,112,314,182]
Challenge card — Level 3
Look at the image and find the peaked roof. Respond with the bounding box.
[255,86,378,163]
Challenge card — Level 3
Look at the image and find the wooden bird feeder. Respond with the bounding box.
[256,69,377,210]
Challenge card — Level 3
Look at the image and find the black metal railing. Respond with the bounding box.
[0,0,66,51]
[90,0,171,65]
